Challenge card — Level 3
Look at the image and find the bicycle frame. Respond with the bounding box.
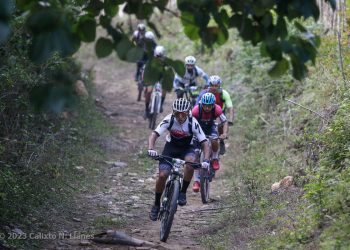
[197,135,218,203]
[153,155,201,242]
[148,82,162,130]
[150,82,162,114]
[179,85,199,107]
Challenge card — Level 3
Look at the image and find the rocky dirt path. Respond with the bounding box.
[49,50,232,249]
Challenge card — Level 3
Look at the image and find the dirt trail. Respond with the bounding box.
[50,51,232,249]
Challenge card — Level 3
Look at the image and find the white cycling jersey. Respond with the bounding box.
[173,66,208,89]
[154,114,207,145]
[132,30,145,47]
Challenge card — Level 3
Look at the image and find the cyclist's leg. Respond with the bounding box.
[179,147,198,203]
[211,124,220,158]
[144,85,153,118]
[218,122,226,155]
[160,91,166,113]
[135,60,143,81]
[191,140,201,192]
[210,124,220,170]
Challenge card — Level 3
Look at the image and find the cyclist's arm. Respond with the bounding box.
[196,66,209,86]
[148,132,158,150]
[192,117,210,160]
[200,72,209,86]
[220,122,229,139]
[173,74,182,89]
[201,140,210,161]
[215,105,228,138]
[191,105,200,119]
[222,89,234,123]
[215,105,227,123]
[131,30,138,44]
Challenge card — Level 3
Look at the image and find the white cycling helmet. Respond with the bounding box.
[145,31,155,40]
[172,98,191,112]
[137,23,146,31]
[154,45,166,58]
[209,75,222,86]
[185,55,196,65]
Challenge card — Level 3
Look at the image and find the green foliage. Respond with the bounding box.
[143,57,177,91]
[27,8,80,63]
[0,0,14,43]
[0,32,114,247]
[95,37,114,58]
[0,0,336,81]
[268,58,289,77]
[253,34,350,249]
[76,15,96,42]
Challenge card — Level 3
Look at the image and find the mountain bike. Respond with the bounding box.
[177,85,200,107]
[152,155,201,242]
[197,135,217,204]
[148,82,162,130]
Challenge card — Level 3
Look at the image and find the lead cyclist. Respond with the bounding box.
[147,98,210,221]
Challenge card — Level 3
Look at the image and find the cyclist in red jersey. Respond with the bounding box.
[191,92,228,192]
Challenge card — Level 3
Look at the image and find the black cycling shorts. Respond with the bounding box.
[159,142,197,172]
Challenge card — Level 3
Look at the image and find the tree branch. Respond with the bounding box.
[337,31,348,88]
[285,99,328,121]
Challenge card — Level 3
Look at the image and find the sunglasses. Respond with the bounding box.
[202,104,214,108]
[174,111,188,116]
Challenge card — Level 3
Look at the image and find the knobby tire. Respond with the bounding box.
[200,167,210,204]
[199,151,210,204]
[149,95,159,130]
[160,180,180,242]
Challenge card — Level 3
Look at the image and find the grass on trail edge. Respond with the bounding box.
[0,75,116,249]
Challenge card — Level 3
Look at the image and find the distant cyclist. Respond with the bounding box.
[147,98,210,221]
[132,24,157,82]
[143,45,168,118]
[173,56,209,99]
[196,75,234,155]
[191,92,228,192]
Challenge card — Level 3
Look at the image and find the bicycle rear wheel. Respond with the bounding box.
[160,180,180,242]
[149,95,159,130]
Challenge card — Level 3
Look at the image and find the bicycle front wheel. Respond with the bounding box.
[200,167,210,204]
[160,180,180,242]
[149,95,159,130]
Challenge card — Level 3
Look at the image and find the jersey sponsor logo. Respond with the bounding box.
[194,122,202,134]
[170,129,189,138]
[195,122,199,130]
[160,119,170,127]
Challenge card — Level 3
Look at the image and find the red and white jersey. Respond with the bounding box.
[154,114,207,144]
[192,104,227,123]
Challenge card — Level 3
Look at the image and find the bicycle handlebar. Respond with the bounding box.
[152,155,202,168]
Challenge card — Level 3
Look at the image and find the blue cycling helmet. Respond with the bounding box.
[201,92,216,105]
